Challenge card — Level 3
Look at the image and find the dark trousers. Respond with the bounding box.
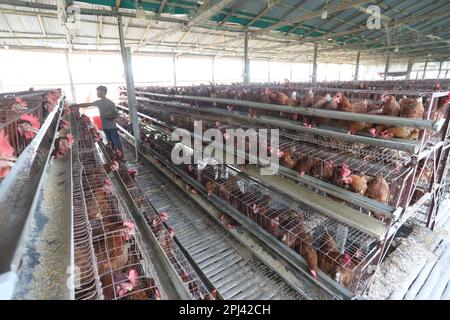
[103,128,123,152]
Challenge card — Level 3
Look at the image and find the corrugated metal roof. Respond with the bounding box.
[0,0,447,64]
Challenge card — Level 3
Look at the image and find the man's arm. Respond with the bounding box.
[72,102,93,108]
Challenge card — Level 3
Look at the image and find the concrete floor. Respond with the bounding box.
[368,192,450,300]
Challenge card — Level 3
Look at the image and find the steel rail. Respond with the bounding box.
[134,96,420,153]
[134,91,441,131]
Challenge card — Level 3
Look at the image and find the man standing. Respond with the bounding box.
[73,85,123,153]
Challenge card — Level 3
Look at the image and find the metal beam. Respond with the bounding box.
[422,57,428,79]
[172,53,177,87]
[158,0,168,14]
[65,49,76,102]
[312,43,318,82]
[437,61,443,78]
[384,55,390,81]
[243,30,249,84]
[354,50,360,81]
[187,0,235,27]
[96,15,103,47]
[36,14,46,37]
[176,28,192,46]
[406,57,413,80]
[211,55,215,83]
[114,0,121,11]
[124,17,130,37]
[139,21,152,44]
[118,15,140,161]
[261,0,371,32]
[289,62,292,81]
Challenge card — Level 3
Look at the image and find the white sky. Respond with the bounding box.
[0,50,447,103]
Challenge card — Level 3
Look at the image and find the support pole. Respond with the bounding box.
[172,53,177,87]
[383,55,390,81]
[312,43,318,82]
[211,55,215,83]
[289,62,293,81]
[406,57,413,80]
[243,30,249,84]
[64,49,76,102]
[422,57,428,79]
[118,15,140,161]
[354,50,360,81]
[437,61,443,78]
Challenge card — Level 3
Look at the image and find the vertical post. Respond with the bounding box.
[211,55,215,83]
[383,55,390,80]
[118,15,127,68]
[406,57,413,80]
[422,57,428,79]
[312,43,318,82]
[243,30,249,84]
[118,15,140,161]
[289,62,293,81]
[172,53,177,87]
[445,69,449,79]
[64,49,77,102]
[437,61,443,78]
[354,50,360,81]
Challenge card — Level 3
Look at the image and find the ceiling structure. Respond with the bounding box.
[0,0,449,64]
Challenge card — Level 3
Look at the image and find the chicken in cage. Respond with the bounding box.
[0,90,62,180]
[71,116,164,300]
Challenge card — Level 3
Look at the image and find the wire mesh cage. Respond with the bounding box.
[100,143,215,300]
[0,89,62,181]
[126,159,309,300]
[71,115,164,300]
[136,123,381,295]
[197,164,380,294]
[129,79,450,92]
[117,106,413,212]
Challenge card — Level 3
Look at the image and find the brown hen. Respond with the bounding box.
[348,175,368,196]
[297,231,319,279]
[366,176,390,203]
[400,97,424,119]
